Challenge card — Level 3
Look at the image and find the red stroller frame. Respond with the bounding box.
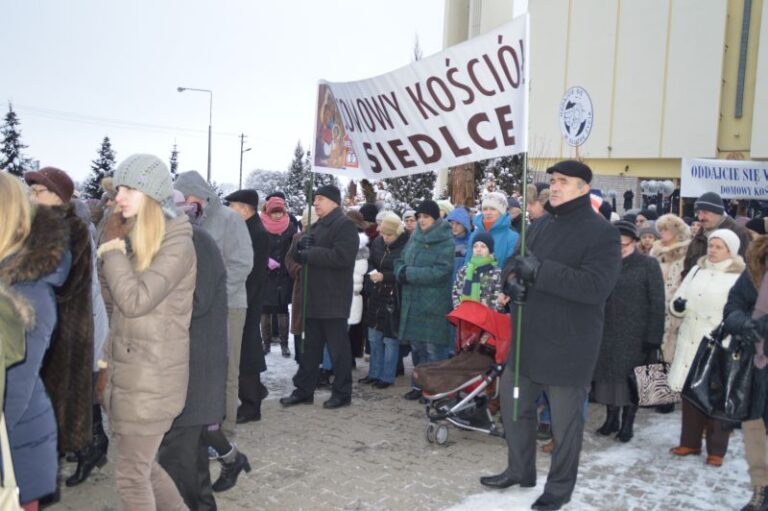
[417,301,512,445]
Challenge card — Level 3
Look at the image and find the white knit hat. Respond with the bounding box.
[708,229,740,257]
[482,191,508,215]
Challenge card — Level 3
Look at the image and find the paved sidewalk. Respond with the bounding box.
[52,355,751,510]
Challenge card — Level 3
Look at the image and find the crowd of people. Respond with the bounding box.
[1,155,768,511]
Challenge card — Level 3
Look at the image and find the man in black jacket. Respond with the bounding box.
[280,185,359,409]
[682,191,751,277]
[482,161,621,511]
[225,189,272,424]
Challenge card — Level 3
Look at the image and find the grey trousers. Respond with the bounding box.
[499,369,587,500]
[114,432,188,511]
[223,308,246,437]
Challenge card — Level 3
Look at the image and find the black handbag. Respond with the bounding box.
[682,324,755,422]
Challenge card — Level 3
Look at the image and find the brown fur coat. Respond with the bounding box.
[41,204,94,453]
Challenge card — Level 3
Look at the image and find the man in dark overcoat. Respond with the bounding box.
[225,189,272,424]
[280,185,359,409]
[483,161,621,511]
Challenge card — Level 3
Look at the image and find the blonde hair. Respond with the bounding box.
[0,173,33,262]
[130,195,166,272]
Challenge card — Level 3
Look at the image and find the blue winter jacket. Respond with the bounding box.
[446,207,472,281]
[465,212,519,267]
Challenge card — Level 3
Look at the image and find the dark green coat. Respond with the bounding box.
[395,219,454,345]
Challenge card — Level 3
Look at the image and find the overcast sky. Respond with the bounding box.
[2,0,445,186]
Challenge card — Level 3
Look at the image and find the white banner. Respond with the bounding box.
[681,158,768,199]
[312,15,529,179]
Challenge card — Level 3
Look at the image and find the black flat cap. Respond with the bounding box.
[546,160,593,184]
[224,189,260,208]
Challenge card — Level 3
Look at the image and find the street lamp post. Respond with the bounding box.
[239,133,251,190]
[177,86,213,183]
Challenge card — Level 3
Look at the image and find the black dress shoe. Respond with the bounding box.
[403,389,422,400]
[531,493,570,511]
[358,376,379,384]
[236,409,261,424]
[279,393,314,406]
[323,396,351,409]
[374,381,392,389]
[479,472,536,489]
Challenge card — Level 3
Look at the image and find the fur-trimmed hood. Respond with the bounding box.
[650,239,690,263]
[0,206,69,286]
[695,254,746,274]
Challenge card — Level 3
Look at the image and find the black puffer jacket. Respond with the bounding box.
[364,232,409,338]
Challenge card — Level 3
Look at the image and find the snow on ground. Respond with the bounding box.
[447,411,751,511]
[261,334,753,511]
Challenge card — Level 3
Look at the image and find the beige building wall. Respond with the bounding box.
[442,0,765,183]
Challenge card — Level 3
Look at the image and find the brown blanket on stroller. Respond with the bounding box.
[413,350,494,395]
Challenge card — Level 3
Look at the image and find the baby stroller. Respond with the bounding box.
[413,301,512,446]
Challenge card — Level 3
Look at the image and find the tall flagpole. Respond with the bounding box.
[512,152,528,421]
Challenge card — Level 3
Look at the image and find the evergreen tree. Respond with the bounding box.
[360,179,377,204]
[83,136,117,198]
[0,103,32,176]
[306,150,340,190]
[284,141,308,214]
[384,172,436,212]
[169,144,179,179]
[478,154,524,198]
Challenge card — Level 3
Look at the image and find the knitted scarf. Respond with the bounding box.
[260,211,289,235]
[461,255,496,303]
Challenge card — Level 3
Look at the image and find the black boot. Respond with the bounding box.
[317,369,332,388]
[261,314,272,354]
[742,485,768,511]
[65,404,109,487]
[616,405,638,443]
[65,444,108,487]
[212,445,251,492]
[596,405,621,436]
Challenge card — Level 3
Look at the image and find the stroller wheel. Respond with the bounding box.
[425,423,437,443]
[435,424,449,445]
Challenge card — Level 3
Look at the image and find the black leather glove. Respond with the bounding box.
[294,250,308,264]
[503,274,527,304]
[298,234,315,251]
[513,253,541,285]
[723,311,755,336]
[731,332,758,356]
[672,297,687,313]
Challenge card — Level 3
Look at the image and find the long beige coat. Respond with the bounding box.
[101,215,196,435]
[650,239,690,361]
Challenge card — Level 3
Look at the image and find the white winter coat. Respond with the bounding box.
[348,233,370,325]
[667,255,745,391]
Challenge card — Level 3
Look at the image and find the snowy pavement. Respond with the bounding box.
[54,349,753,510]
